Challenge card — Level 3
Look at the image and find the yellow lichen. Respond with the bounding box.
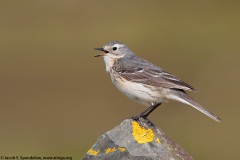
[156,138,161,144]
[105,147,116,154]
[87,149,100,155]
[131,121,154,144]
[118,147,126,152]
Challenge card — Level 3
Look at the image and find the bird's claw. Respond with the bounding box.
[131,116,155,126]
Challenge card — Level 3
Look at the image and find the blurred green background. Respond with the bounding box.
[0,0,239,159]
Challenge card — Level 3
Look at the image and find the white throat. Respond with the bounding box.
[103,54,124,73]
[103,56,114,73]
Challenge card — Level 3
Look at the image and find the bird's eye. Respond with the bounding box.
[112,47,117,51]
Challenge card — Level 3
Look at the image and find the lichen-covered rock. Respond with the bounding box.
[82,118,193,160]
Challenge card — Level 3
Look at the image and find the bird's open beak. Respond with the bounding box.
[94,48,109,57]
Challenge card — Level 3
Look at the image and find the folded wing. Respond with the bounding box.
[114,58,196,91]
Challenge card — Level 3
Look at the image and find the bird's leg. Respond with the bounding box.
[131,103,161,125]
[141,103,162,118]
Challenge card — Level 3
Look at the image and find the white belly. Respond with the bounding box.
[110,72,167,106]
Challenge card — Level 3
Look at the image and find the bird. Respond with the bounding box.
[94,41,221,122]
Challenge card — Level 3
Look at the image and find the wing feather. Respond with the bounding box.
[114,58,196,91]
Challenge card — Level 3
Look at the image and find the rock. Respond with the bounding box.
[82,118,193,160]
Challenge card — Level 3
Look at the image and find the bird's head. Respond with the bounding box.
[94,41,132,59]
[94,41,134,72]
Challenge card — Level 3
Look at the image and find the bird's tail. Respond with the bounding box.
[169,91,221,122]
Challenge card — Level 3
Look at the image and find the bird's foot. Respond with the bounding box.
[131,115,155,127]
[131,115,140,121]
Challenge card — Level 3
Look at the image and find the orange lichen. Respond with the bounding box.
[106,147,116,154]
[132,121,154,144]
[118,146,126,152]
[87,149,100,155]
[156,138,161,144]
